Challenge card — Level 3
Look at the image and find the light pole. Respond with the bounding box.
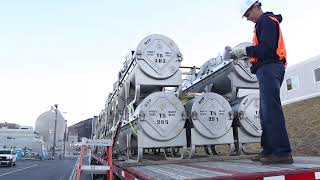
[48,129,52,158]
[53,104,58,159]
[63,119,67,156]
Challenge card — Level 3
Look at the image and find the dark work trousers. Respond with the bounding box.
[256,62,292,157]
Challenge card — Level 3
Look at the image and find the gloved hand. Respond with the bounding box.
[230,42,252,59]
[230,46,247,59]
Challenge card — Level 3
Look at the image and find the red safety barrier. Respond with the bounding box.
[75,138,112,180]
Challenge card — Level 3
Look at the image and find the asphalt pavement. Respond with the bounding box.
[0,157,78,180]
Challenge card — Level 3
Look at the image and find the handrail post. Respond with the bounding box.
[107,146,113,180]
[76,145,84,180]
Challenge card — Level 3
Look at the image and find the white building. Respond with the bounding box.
[280,55,320,104]
[0,126,44,155]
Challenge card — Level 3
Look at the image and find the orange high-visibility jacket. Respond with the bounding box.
[249,16,287,66]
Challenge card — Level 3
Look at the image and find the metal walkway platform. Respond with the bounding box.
[113,155,320,180]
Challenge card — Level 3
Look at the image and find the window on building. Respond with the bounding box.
[314,67,320,82]
[286,75,299,91]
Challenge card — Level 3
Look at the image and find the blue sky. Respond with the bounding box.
[1,0,319,127]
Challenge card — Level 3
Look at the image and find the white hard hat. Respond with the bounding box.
[240,0,258,18]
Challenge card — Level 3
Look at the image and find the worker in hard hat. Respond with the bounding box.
[231,0,293,164]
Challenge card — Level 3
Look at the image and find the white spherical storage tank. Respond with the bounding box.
[35,105,65,152]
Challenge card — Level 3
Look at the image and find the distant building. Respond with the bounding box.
[0,122,20,129]
[0,126,44,156]
[68,118,93,141]
[66,118,93,155]
[280,55,320,104]
[20,126,33,130]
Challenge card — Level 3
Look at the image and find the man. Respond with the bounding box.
[231,0,293,164]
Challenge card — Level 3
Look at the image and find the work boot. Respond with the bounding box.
[260,155,294,165]
[251,153,272,161]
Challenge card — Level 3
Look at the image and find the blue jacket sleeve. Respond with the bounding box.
[246,17,279,61]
